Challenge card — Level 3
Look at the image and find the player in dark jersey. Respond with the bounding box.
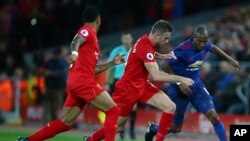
[145,25,240,141]
[83,20,194,141]
[17,6,124,141]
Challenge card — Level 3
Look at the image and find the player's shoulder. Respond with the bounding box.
[78,25,94,37]
[137,35,153,49]
[177,38,193,50]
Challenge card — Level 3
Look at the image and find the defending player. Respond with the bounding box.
[83,20,194,141]
[145,25,240,141]
[17,6,124,141]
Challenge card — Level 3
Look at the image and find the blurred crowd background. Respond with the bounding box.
[0,0,250,125]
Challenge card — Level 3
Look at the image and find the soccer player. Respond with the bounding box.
[145,25,240,141]
[108,33,137,139]
[83,20,194,141]
[17,6,124,141]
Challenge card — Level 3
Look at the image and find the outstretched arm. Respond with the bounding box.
[144,62,194,85]
[160,61,192,95]
[211,44,240,70]
[65,34,85,64]
[95,54,125,75]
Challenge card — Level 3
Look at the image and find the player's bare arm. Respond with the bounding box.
[155,52,177,60]
[95,54,125,74]
[211,44,240,70]
[144,62,194,86]
[161,61,192,95]
[160,61,173,74]
[65,34,85,64]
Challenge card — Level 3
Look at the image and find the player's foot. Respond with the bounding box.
[145,121,158,141]
[16,136,28,141]
[83,135,90,141]
[119,129,125,140]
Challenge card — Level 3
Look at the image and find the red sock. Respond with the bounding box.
[156,112,174,141]
[104,106,120,141]
[28,119,71,141]
[88,128,104,141]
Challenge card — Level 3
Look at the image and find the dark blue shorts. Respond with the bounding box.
[168,83,214,125]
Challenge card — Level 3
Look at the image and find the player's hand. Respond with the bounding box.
[230,59,240,70]
[113,53,125,65]
[178,82,192,95]
[155,52,177,60]
[65,54,77,64]
[180,78,194,86]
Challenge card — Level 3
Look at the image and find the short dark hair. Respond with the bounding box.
[193,25,208,38]
[82,6,100,23]
[151,20,174,34]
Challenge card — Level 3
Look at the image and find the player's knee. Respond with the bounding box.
[164,101,176,113]
[106,106,120,116]
[60,115,76,126]
[206,111,219,124]
[170,102,176,112]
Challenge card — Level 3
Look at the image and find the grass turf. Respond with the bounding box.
[0,127,143,141]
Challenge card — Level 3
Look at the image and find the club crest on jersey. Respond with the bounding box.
[188,60,203,68]
[81,30,89,37]
[147,53,154,60]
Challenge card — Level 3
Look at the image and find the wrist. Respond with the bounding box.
[72,51,78,57]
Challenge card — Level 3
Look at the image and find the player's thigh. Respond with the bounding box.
[146,91,176,113]
[90,90,116,112]
[191,86,214,114]
[117,116,129,131]
[170,93,190,126]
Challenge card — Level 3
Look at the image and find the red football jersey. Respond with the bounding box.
[69,25,100,80]
[120,35,156,90]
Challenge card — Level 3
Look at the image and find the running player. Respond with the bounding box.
[17,6,124,141]
[145,25,240,141]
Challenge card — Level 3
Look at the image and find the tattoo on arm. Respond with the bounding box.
[71,34,85,52]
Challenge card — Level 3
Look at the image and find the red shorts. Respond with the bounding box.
[112,82,159,116]
[64,72,105,109]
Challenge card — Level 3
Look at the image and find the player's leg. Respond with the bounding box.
[146,91,175,141]
[129,104,137,139]
[139,83,175,141]
[192,87,228,141]
[86,89,137,141]
[205,109,228,141]
[144,90,190,141]
[25,106,82,141]
[90,90,120,141]
[17,90,85,141]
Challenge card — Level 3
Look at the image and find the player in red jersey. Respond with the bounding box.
[17,6,123,141]
[83,20,194,141]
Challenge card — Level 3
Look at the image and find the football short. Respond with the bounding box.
[112,82,159,116]
[168,84,214,125]
[64,78,105,109]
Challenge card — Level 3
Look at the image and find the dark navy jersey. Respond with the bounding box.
[167,38,213,85]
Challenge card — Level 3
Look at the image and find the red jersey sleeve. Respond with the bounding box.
[77,28,90,41]
[137,44,156,63]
